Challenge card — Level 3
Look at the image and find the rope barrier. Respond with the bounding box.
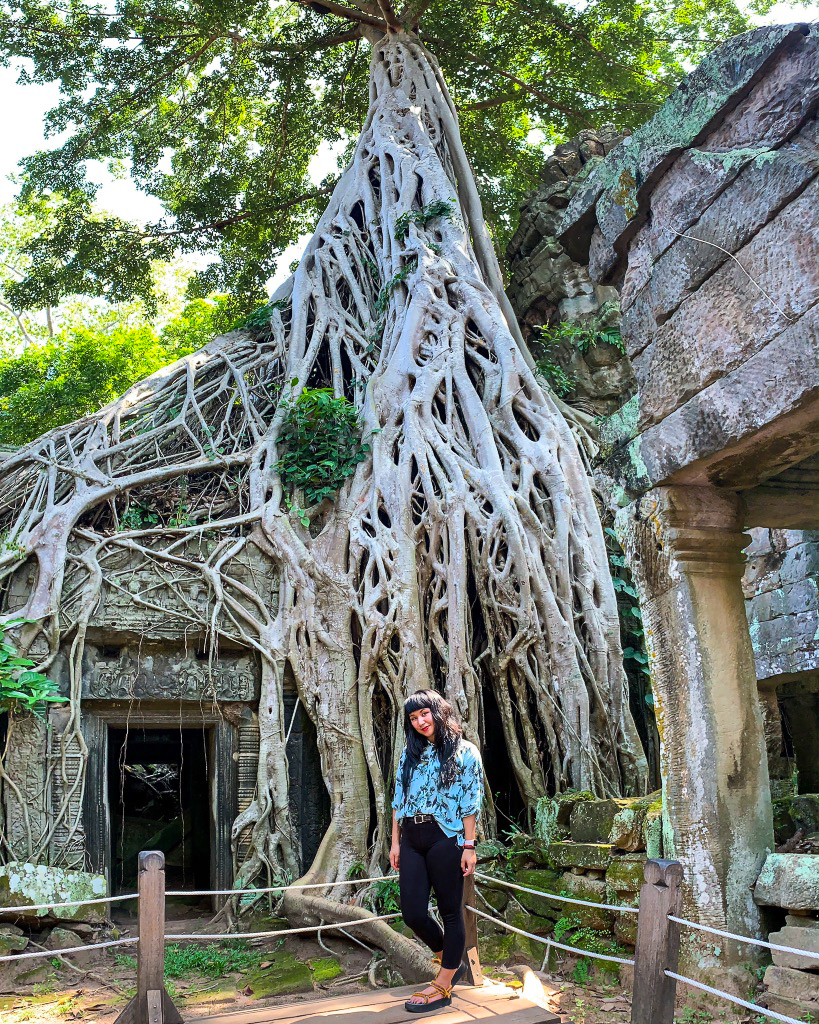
[0,936,138,964]
[467,903,635,966]
[165,911,402,941]
[668,915,819,960]
[0,892,139,914]
[165,873,395,898]
[475,870,638,914]
[666,970,808,1024]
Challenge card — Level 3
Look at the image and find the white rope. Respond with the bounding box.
[475,870,638,914]
[0,892,138,914]
[667,970,807,1024]
[166,911,401,941]
[668,915,819,959]
[467,904,634,966]
[166,873,394,898]
[0,936,138,963]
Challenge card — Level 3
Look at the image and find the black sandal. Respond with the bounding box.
[404,980,453,1013]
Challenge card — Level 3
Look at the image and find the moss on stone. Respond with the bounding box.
[240,951,314,998]
[309,956,342,982]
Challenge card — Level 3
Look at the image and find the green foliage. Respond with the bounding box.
[0,619,67,717]
[236,298,289,331]
[372,876,401,915]
[553,914,581,942]
[116,941,267,979]
[0,293,257,445]
[393,200,454,241]
[572,957,590,984]
[0,0,768,307]
[276,388,371,509]
[535,318,625,396]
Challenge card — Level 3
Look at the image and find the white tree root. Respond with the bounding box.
[0,33,646,895]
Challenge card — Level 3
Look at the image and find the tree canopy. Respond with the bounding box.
[1,0,770,312]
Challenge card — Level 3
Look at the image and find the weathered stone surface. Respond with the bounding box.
[642,810,663,860]
[755,854,819,910]
[761,991,819,1021]
[569,800,620,843]
[511,868,562,919]
[609,302,819,498]
[44,926,83,951]
[548,842,613,871]
[764,963,819,1004]
[633,180,819,430]
[0,925,26,955]
[558,24,813,264]
[608,793,660,851]
[614,911,638,947]
[606,856,647,893]
[622,119,819,358]
[767,921,819,970]
[0,862,107,924]
[556,872,615,931]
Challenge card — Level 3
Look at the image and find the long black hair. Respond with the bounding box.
[401,689,462,793]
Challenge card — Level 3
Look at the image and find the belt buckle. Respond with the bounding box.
[413,813,425,824]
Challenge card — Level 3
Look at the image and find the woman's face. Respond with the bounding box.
[409,707,435,739]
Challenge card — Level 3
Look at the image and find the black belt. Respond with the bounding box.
[405,813,436,824]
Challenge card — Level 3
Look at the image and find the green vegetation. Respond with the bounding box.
[276,388,372,512]
[603,526,652,705]
[0,619,67,717]
[0,294,261,446]
[535,319,625,398]
[393,200,455,242]
[115,940,269,978]
[0,0,771,311]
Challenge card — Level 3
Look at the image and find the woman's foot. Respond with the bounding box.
[404,979,453,1013]
[406,967,456,1005]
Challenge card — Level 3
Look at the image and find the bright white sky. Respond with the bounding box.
[0,2,816,292]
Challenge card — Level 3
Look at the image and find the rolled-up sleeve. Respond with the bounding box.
[392,749,406,811]
[458,746,484,817]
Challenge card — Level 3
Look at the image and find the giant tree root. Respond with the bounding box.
[281,890,436,984]
[0,30,646,881]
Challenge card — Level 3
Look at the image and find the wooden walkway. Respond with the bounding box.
[192,981,561,1024]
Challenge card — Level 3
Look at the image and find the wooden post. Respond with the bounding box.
[461,872,483,986]
[630,859,683,1024]
[114,851,183,1024]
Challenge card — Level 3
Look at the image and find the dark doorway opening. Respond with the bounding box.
[481,683,527,833]
[108,726,210,894]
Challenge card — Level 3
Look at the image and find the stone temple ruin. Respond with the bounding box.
[1,541,329,904]
[0,17,818,1011]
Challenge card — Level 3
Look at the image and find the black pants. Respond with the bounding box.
[399,819,465,970]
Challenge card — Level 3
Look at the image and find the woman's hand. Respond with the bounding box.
[390,841,401,871]
[461,847,476,876]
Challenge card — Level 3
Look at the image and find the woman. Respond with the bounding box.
[390,689,484,1014]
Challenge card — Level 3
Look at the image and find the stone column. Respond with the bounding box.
[617,486,774,956]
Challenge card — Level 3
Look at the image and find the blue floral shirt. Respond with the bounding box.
[392,739,484,845]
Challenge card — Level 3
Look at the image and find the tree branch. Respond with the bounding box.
[296,0,388,30]
[458,92,520,111]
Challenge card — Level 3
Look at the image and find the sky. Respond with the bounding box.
[1,2,816,294]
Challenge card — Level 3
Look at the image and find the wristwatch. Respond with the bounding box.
[463,840,475,849]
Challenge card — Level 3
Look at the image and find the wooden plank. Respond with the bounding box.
[147,990,163,1024]
[192,984,560,1024]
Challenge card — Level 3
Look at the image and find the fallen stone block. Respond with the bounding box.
[767,922,819,970]
[0,924,27,955]
[548,842,613,871]
[763,964,819,1004]
[754,853,819,911]
[569,799,620,843]
[0,862,108,924]
[606,855,647,894]
[760,991,819,1022]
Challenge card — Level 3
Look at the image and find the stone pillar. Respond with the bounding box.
[617,486,774,956]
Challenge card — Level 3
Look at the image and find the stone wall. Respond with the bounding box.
[475,792,661,970]
[506,129,635,417]
[744,528,819,681]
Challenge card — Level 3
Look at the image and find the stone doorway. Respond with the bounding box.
[107,726,211,895]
